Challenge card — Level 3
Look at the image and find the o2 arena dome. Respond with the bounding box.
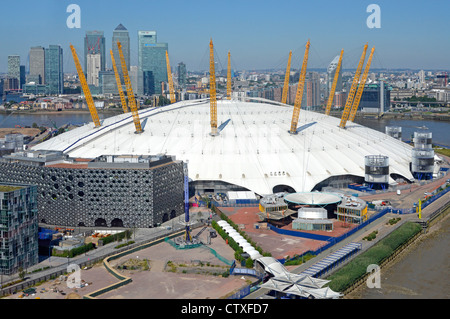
[33,97,414,195]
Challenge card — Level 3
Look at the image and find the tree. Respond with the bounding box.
[18,267,26,280]
[158,95,171,106]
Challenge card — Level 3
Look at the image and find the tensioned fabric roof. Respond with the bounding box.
[284,192,342,205]
[34,98,414,195]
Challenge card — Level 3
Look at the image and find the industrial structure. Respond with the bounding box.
[411,131,435,180]
[364,155,389,190]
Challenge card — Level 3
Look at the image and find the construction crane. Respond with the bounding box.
[209,38,218,136]
[339,44,368,129]
[348,47,375,123]
[110,49,128,114]
[69,44,101,128]
[281,50,292,105]
[165,51,176,104]
[325,49,344,115]
[289,40,310,134]
[227,51,232,100]
[117,41,143,133]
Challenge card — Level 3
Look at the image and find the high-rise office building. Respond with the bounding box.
[86,54,101,86]
[326,55,342,99]
[84,31,106,76]
[20,65,26,89]
[178,62,187,88]
[112,24,130,79]
[45,45,64,95]
[138,30,168,95]
[29,46,45,84]
[7,55,20,90]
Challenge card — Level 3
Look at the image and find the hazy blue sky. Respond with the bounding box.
[1,0,449,73]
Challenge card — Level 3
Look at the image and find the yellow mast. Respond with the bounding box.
[110,49,128,113]
[289,40,310,134]
[227,51,232,100]
[117,41,143,133]
[209,39,218,136]
[165,50,176,104]
[281,51,292,105]
[69,44,101,127]
[324,49,344,115]
[348,47,375,122]
[339,44,368,128]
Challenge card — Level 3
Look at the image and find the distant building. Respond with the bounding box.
[84,31,106,76]
[177,62,187,88]
[326,55,342,99]
[45,45,64,95]
[19,65,26,89]
[0,183,39,275]
[86,53,101,86]
[138,30,168,95]
[99,70,116,95]
[359,81,390,113]
[306,72,320,109]
[7,55,20,90]
[334,91,346,108]
[29,46,45,84]
[112,24,130,80]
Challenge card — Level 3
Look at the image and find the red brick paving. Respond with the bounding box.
[218,206,357,259]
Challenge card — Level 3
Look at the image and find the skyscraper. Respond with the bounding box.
[29,46,45,84]
[306,72,320,109]
[7,55,20,90]
[138,30,168,95]
[45,45,63,95]
[84,31,106,76]
[86,54,101,86]
[178,62,187,88]
[112,24,130,79]
[326,55,342,99]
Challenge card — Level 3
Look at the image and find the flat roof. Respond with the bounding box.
[0,185,24,192]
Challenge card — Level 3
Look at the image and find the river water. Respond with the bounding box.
[355,118,450,148]
[351,214,450,299]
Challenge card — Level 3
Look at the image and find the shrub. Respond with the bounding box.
[326,222,421,292]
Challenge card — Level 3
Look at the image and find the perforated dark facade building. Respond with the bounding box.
[0,152,184,228]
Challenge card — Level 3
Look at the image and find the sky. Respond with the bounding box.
[0,0,449,73]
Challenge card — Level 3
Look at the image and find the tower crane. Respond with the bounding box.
[209,39,218,136]
[117,41,143,133]
[348,47,375,123]
[281,50,292,105]
[110,49,128,113]
[227,51,232,100]
[165,51,176,104]
[339,44,368,129]
[325,49,344,115]
[289,40,310,134]
[69,44,101,128]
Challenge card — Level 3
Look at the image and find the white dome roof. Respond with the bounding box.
[33,98,414,195]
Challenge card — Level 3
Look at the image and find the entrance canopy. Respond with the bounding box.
[284,192,342,206]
